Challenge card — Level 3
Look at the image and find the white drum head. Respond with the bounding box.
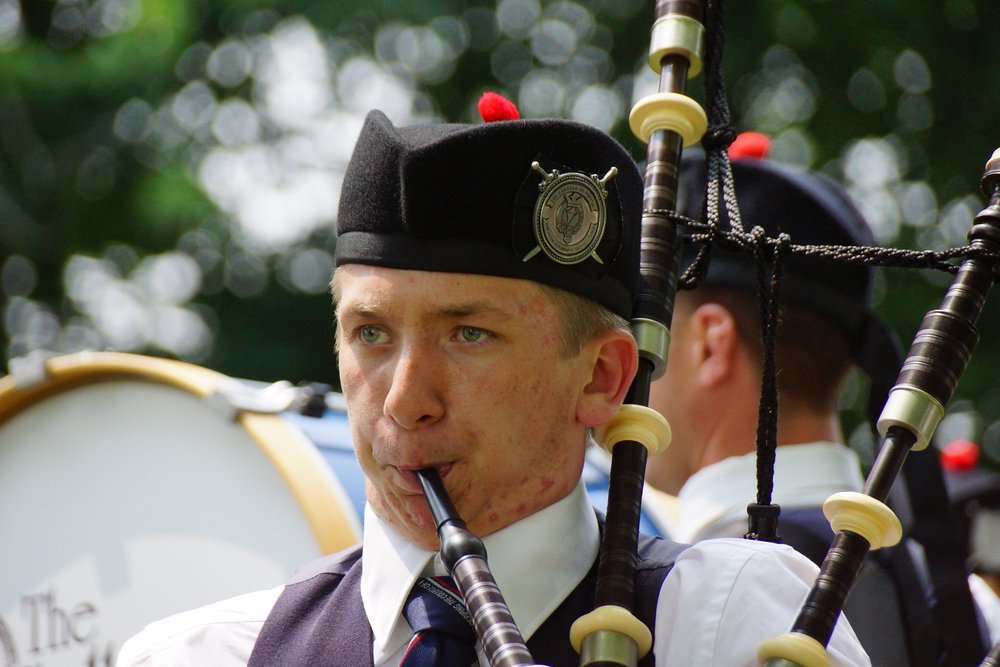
[0,352,361,666]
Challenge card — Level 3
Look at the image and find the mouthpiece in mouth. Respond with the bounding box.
[415,468,462,529]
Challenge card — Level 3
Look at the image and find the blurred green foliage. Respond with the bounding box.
[2,0,1000,466]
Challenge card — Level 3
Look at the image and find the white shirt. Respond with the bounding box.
[117,480,870,666]
[970,574,1000,646]
[362,483,601,664]
[673,442,865,543]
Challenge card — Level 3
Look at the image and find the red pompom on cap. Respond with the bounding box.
[478,92,520,122]
[941,439,980,471]
[728,131,771,160]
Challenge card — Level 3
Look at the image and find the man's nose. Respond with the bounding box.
[383,346,445,430]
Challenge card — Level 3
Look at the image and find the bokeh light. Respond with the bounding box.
[2,0,998,458]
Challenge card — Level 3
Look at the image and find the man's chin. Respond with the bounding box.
[371,496,441,550]
[394,519,441,551]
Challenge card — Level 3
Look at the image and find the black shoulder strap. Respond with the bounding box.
[902,446,989,665]
[874,540,943,665]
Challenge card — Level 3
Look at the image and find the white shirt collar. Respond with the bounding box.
[674,441,865,543]
[360,480,599,663]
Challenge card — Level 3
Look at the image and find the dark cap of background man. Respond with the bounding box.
[677,136,901,418]
[335,99,644,319]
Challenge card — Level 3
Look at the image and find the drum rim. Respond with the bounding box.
[0,350,360,554]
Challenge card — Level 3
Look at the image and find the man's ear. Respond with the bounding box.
[576,330,638,428]
[689,302,740,388]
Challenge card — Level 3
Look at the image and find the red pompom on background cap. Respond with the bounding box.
[728,131,771,160]
[478,91,520,122]
[941,439,980,471]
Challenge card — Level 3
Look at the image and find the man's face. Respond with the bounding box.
[335,265,594,549]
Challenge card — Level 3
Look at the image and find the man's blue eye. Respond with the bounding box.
[360,326,384,343]
[460,327,487,343]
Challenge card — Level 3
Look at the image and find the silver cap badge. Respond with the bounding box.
[523,161,618,265]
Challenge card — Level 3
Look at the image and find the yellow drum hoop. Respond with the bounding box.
[0,350,360,554]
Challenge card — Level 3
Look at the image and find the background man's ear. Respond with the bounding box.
[690,303,740,388]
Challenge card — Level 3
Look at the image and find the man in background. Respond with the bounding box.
[644,137,981,665]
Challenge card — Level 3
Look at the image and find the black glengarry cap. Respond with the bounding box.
[335,109,643,319]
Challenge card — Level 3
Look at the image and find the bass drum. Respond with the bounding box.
[0,351,365,667]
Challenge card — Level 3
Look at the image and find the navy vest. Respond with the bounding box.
[248,528,687,667]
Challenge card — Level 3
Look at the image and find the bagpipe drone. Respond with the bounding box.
[414,1,1000,666]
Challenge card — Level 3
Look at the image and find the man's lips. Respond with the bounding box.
[393,463,453,494]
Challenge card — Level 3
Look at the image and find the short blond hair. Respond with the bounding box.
[538,284,631,357]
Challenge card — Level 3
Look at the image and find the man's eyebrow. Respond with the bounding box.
[336,299,386,319]
[438,302,513,319]
[336,300,514,320]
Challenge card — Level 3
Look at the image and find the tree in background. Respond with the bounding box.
[1,0,999,469]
